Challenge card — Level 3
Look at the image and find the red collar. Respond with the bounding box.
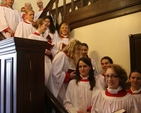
[80,79,89,82]
[102,73,105,76]
[126,89,141,94]
[105,90,127,97]
[33,32,40,36]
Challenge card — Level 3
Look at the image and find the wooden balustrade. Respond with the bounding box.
[41,0,141,30]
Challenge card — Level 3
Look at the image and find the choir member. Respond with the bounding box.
[47,39,82,104]
[91,64,139,113]
[127,70,141,112]
[63,57,103,113]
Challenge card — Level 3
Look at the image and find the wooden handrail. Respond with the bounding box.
[40,0,141,31]
[45,86,68,113]
[0,32,6,41]
[39,0,56,18]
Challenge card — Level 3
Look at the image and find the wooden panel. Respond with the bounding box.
[0,54,17,113]
[129,33,141,71]
[0,38,46,113]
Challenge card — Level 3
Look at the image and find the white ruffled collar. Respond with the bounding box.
[80,74,89,80]
[107,86,122,94]
[131,87,141,93]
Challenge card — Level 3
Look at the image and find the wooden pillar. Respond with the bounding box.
[71,0,74,11]
[0,37,47,113]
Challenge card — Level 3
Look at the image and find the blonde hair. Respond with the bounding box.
[59,23,71,38]
[25,9,34,15]
[32,18,44,29]
[62,39,81,66]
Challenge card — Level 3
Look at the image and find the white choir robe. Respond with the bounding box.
[95,74,106,90]
[126,88,141,112]
[15,21,35,38]
[43,28,59,57]
[63,79,103,113]
[47,51,70,104]
[56,37,74,51]
[91,90,140,113]
[34,10,49,21]
[0,6,21,38]
[90,58,99,75]
[28,33,52,87]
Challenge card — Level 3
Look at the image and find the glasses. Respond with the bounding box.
[104,74,119,79]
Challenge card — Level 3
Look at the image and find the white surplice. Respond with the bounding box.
[14,20,35,38]
[126,88,141,112]
[91,90,139,113]
[95,74,106,90]
[0,6,21,38]
[47,51,70,104]
[56,37,74,51]
[28,32,52,87]
[43,28,59,57]
[63,79,103,113]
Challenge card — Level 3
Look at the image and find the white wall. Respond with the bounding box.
[13,0,70,12]
[13,0,49,12]
[72,12,141,75]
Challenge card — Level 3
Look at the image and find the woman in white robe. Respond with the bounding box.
[91,64,139,113]
[0,2,21,38]
[63,57,103,113]
[15,9,35,38]
[80,43,99,76]
[28,18,52,87]
[47,39,82,104]
[56,22,74,51]
[126,70,141,112]
[43,15,59,57]
[96,56,114,90]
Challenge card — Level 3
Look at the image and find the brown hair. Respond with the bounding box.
[106,64,128,90]
[32,18,44,29]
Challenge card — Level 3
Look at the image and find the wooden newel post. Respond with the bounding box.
[0,37,47,113]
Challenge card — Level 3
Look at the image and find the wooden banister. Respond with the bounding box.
[0,32,6,41]
[45,86,68,113]
[40,0,141,31]
[39,0,56,18]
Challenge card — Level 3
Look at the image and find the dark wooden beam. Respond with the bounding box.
[64,0,141,30]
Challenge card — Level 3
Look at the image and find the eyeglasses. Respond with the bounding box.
[104,74,119,79]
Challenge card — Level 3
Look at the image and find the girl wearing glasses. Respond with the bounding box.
[91,64,139,113]
[126,70,141,112]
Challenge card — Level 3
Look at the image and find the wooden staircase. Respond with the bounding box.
[41,0,141,30]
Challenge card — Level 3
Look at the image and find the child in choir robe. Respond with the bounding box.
[15,9,35,38]
[0,0,21,38]
[56,22,74,51]
[126,70,141,112]
[28,18,52,87]
[43,15,59,57]
[47,39,82,104]
[96,56,113,89]
[80,43,99,75]
[91,64,139,113]
[63,57,103,113]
